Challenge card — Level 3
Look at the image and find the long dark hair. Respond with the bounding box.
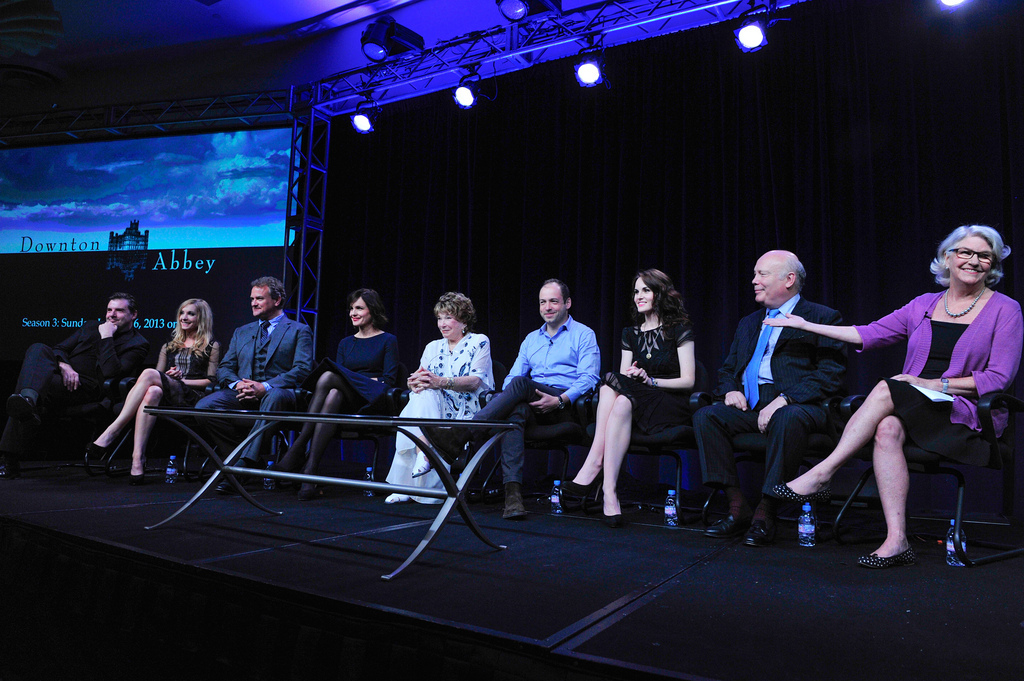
[630,269,690,327]
[348,288,389,328]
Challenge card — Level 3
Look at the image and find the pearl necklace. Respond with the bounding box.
[943,287,986,318]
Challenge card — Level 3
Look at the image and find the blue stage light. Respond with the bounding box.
[734,19,767,52]
[496,0,529,22]
[575,58,603,87]
[453,76,479,109]
[351,113,374,134]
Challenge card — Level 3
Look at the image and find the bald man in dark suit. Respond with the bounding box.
[695,251,846,546]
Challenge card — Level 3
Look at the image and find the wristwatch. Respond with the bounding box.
[941,378,949,394]
[557,396,566,409]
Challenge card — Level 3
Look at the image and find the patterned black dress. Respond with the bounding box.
[602,322,695,434]
[157,342,220,407]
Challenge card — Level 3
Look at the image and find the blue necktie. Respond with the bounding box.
[743,309,780,409]
[258,320,269,346]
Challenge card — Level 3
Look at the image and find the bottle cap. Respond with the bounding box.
[554,480,561,485]
[802,502,811,511]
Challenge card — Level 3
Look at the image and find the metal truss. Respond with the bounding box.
[283,103,328,347]
[313,0,810,116]
[0,89,303,148]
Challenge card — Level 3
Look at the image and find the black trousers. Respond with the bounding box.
[0,343,102,455]
[694,397,830,497]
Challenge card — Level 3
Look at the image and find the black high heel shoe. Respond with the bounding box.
[85,442,109,462]
[561,473,603,498]
[128,473,145,486]
[602,513,624,528]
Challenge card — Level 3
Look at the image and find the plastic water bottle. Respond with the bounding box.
[364,466,375,496]
[550,480,564,514]
[664,489,678,526]
[263,461,276,491]
[165,455,178,484]
[946,519,966,566]
[797,502,816,547]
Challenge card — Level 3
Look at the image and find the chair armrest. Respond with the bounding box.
[977,391,1024,445]
[479,389,501,407]
[839,394,866,418]
[689,391,715,412]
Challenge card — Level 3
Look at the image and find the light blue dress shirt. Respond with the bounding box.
[504,315,601,402]
[756,293,800,385]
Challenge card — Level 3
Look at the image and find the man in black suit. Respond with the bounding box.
[695,250,846,546]
[1,293,150,479]
[196,276,313,489]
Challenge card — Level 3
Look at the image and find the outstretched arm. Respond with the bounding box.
[764,312,864,346]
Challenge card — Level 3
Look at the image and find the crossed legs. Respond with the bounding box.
[277,370,361,477]
[93,368,164,476]
[784,379,910,557]
[569,384,633,516]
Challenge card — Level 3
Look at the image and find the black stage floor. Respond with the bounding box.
[1,463,1022,681]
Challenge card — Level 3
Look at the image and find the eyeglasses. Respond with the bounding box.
[948,248,994,264]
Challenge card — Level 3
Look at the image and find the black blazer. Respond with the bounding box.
[714,297,847,405]
[53,321,150,392]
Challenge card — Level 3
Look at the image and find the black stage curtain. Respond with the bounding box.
[323,0,1024,507]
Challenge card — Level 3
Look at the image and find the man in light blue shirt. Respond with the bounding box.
[432,279,600,519]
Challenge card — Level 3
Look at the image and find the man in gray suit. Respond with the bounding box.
[196,276,313,485]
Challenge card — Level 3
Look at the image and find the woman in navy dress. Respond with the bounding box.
[276,288,399,500]
[562,269,696,526]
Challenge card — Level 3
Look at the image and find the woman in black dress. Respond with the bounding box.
[562,269,696,525]
[276,288,399,500]
[88,299,220,484]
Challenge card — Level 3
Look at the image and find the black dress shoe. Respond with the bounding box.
[743,519,777,547]
[703,513,752,538]
[215,459,256,494]
[6,393,40,425]
[0,455,21,480]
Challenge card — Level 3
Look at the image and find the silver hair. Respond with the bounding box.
[781,252,806,292]
[930,225,1010,287]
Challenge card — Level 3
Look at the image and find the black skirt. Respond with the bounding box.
[885,378,990,467]
[603,372,692,435]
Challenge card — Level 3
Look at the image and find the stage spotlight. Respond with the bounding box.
[496,0,529,21]
[360,16,424,62]
[351,100,378,134]
[938,0,969,9]
[574,56,603,87]
[453,76,480,109]
[734,18,767,52]
[351,113,374,134]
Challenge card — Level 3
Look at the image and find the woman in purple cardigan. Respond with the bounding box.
[763,225,1022,569]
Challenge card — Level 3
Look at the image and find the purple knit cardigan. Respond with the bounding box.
[855,291,1023,437]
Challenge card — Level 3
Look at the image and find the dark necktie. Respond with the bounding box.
[743,309,781,409]
[258,320,270,346]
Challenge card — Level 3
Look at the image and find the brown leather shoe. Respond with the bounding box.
[503,481,527,520]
